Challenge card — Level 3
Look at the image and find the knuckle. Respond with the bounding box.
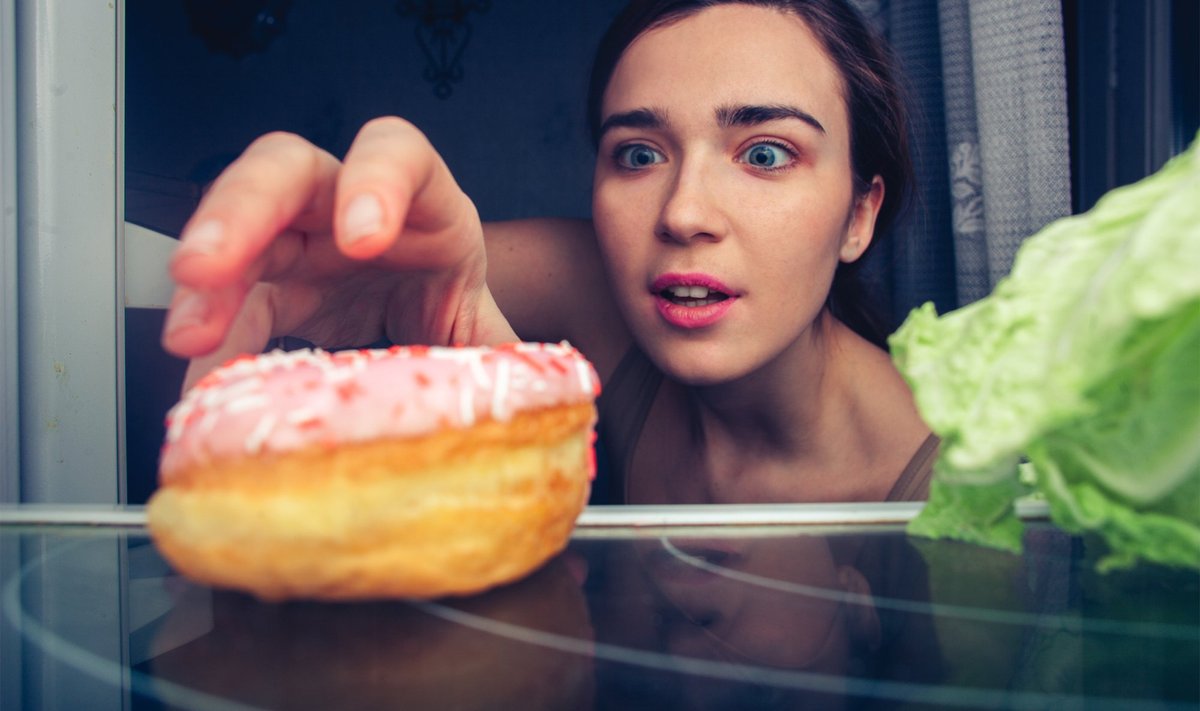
[224,181,289,219]
[249,130,306,151]
[360,116,432,154]
[228,136,321,190]
[245,133,320,175]
[363,115,419,136]
[197,176,291,237]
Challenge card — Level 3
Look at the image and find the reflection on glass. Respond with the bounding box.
[141,555,595,710]
[588,533,944,710]
[4,525,1196,710]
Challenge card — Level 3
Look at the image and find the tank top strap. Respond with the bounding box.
[885,433,940,502]
[593,346,664,504]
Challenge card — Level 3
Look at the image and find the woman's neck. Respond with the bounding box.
[687,310,846,455]
[674,312,923,503]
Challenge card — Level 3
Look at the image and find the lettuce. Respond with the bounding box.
[890,134,1200,570]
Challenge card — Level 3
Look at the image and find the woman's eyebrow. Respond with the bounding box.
[716,104,826,134]
[598,107,668,138]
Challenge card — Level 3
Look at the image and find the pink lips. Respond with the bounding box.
[651,272,738,329]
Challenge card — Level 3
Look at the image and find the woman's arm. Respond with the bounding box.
[485,218,630,380]
[163,119,628,390]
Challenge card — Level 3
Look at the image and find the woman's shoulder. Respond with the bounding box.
[483,218,631,380]
[829,320,936,500]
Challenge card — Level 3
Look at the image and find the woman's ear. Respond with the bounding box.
[840,175,885,263]
[837,564,882,651]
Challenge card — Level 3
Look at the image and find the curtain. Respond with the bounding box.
[854,0,1073,324]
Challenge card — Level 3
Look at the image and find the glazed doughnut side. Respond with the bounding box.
[147,343,601,601]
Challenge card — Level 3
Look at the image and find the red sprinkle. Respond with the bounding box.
[586,430,598,481]
[511,351,546,373]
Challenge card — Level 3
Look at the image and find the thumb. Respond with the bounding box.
[177,284,275,393]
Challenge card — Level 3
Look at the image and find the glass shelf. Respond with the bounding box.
[2,506,1197,710]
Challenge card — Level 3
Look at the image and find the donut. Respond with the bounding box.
[146,342,601,601]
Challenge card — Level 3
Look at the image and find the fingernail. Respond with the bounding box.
[181,220,224,256]
[164,291,209,335]
[343,193,383,245]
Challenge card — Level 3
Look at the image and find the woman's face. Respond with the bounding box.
[645,535,855,672]
[592,4,881,385]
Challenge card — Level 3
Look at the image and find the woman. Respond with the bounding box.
[161,0,935,504]
[586,531,945,708]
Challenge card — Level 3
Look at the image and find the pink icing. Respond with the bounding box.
[159,342,601,480]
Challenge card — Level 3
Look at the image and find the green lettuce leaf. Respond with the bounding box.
[891,133,1200,570]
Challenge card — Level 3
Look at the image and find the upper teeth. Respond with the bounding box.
[668,285,711,299]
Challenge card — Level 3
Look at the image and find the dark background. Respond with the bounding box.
[123,0,1199,504]
[124,0,628,502]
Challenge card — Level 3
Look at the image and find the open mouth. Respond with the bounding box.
[651,274,738,329]
[659,284,731,308]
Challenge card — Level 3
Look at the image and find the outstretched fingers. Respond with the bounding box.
[162,282,255,358]
[335,117,480,269]
[162,118,491,360]
[163,134,339,357]
[169,133,340,289]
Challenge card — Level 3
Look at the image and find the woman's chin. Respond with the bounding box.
[643,345,756,388]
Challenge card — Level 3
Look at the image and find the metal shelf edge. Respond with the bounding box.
[0,500,1052,529]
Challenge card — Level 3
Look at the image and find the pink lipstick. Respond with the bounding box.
[651,273,738,329]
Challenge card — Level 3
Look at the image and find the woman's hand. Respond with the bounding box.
[161,117,517,388]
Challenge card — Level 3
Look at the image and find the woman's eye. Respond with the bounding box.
[739,142,795,170]
[615,144,665,169]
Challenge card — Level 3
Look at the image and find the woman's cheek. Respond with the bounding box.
[592,186,638,270]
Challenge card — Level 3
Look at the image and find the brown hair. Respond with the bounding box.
[587,0,914,347]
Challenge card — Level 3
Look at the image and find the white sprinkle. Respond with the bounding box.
[490,358,511,421]
[165,424,181,445]
[575,360,593,395]
[327,368,355,385]
[458,381,475,426]
[244,413,278,454]
[467,353,491,388]
[285,408,322,426]
[165,405,191,443]
[206,378,262,409]
[224,394,270,414]
[429,347,479,362]
[199,410,220,435]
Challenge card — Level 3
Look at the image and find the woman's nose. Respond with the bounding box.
[656,159,727,245]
